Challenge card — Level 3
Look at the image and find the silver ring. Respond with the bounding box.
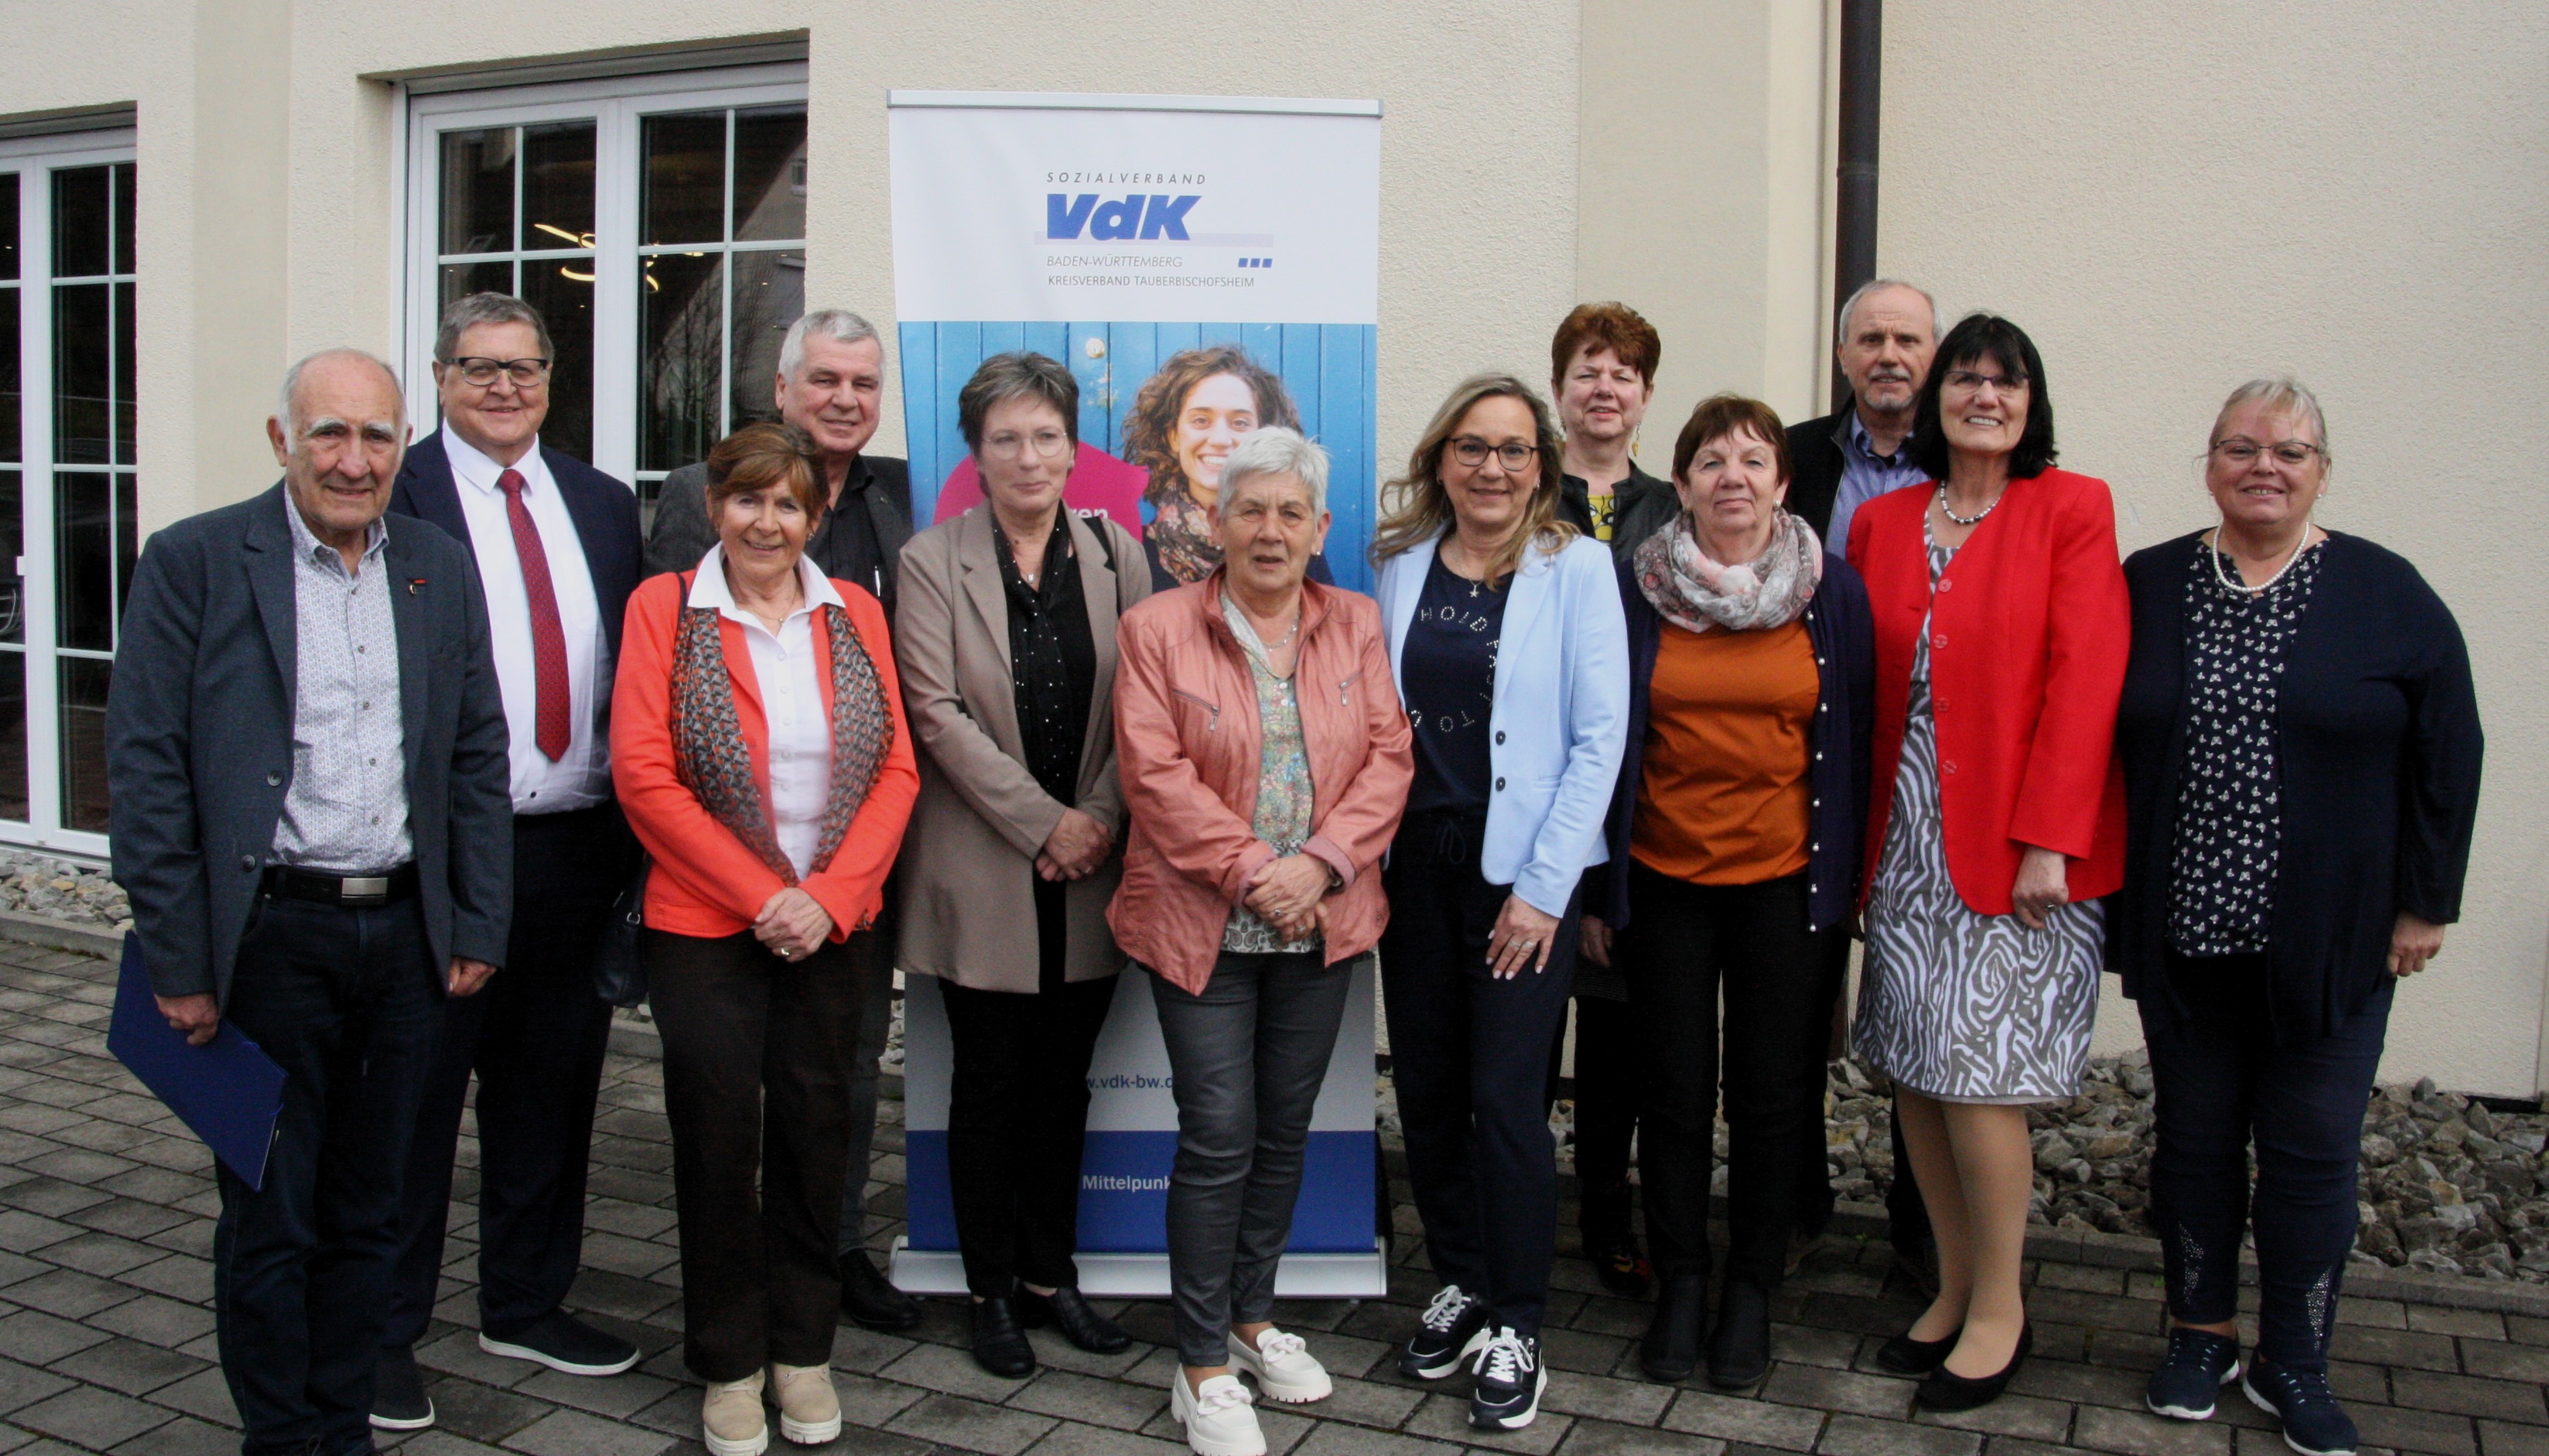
[778,948,792,958]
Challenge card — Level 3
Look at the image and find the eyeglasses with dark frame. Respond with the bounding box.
[1940,368,2028,396]
[1448,436,1540,471]
[2209,438,2324,468]
[443,356,554,388]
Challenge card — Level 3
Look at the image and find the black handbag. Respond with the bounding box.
[591,857,651,1009]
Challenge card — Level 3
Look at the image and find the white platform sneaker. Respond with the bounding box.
[1170,1370,1266,1456]
[1227,1327,1332,1402]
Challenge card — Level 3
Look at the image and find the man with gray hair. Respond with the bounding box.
[106,348,512,1455]
[643,307,922,1332]
[1786,278,1940,552]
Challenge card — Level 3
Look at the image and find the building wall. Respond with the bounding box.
[1883,1,2549,1093]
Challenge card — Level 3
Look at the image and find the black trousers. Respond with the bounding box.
[943,878,1118,1298]
[2143,951,2392,1370]
[1619,863,1841,1290]
[216,893,440,1456]
[1381,813,1578,1339]
[650,927,869,1380]
[1555,994,1643,1236]
[387,806,625,1348]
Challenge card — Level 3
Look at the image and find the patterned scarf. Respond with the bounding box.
[669,597,896,883]
[1633,507,1824,635]
[1146,485,1223,585]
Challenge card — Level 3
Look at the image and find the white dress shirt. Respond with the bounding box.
[444,430,612,814]
[688,546,841,880]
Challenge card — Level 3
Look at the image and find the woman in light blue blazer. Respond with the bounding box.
[1369,374,1629,1436]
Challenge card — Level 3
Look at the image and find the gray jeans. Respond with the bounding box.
[836,959,895,1254]
[1150,951,1354,1367]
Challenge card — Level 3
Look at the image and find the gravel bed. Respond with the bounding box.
[0,850,128,931]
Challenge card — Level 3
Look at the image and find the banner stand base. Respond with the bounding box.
[891,1238,1389,1300]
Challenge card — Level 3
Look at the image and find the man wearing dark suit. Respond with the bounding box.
[373,295,647,1430]
[107,348,512,1456]
[1783,278,1941,1291]
[644,307,922,1332]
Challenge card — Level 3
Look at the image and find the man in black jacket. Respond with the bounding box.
[643,307,923,1332]
[1785,279,1937,555]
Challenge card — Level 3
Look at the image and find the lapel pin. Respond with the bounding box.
[408,578,426,595]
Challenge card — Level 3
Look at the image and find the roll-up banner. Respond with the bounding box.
[885,90,1386,1298]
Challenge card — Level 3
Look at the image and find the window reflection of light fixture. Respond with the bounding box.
[534,223,597,248]
[558,265,595,282]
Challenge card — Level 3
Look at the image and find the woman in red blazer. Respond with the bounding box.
[612,423,918,1456]
[1842,315,2127,1414]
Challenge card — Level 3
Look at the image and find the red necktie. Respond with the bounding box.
[496,469,572,762]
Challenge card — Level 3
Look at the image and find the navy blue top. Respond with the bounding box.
[1588,553,1875,935]
[1400,552,1508,816]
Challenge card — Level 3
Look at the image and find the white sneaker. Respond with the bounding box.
[1227,1327,1332,1402]
[767,1361,841,1445]
[701,1371,769,1456]
[1169,1371,1266,1456]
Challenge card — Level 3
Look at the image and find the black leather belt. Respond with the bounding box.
[261,864,421,908]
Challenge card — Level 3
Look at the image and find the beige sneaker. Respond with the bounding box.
[701,1370,769,1456]
[768,1362,842,1445]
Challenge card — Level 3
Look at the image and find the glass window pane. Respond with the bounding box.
[115,472,135,635]
[0,652,24,821]
[729,249,804,433]
[0,173,18,282]
[438,260,515,324]
[52,283,107,464]
[54,471,110,652]
[57,657,107,833]
[517,261,594,463]
[0,471,20,645]
[439,128,517,256]
[112,163,134,276]
[639,252,723,471]
[52,166,108,277]
[642,112,727,245]
[114,281,134,465]
[0,290,17,464]
[522,122,597,251]
[732,107,807,243]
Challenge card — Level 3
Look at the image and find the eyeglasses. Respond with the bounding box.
[982,428,1072,462]
[444,356,553,388]
[1941,368,2028,396]
[2210,438,2323,467]
[1448,437,1540,471]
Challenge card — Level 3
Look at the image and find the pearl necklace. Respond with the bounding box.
[1935,483,2006,527]
[2208,522,2314,596]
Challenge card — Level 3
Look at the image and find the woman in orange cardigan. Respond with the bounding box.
[612,423,918,1456]
[1843,315,2127,1414]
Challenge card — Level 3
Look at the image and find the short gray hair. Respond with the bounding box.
[1217,427,1328,517]
[958,352,1079,454]
[779,309,881,378]
[2211,377,2331,459]
[435,292,553,363]
[274,348,405,439]
[1835,278,1938,351]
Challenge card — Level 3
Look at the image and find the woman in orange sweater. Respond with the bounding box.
[612,423,918,1456]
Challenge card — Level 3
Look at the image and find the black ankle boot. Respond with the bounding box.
[969,1297,1036,1379]
[1639,1274,1706,1382]
[1706,1279,1772,1390]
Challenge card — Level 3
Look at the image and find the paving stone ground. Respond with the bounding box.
[0,940,2536,1454]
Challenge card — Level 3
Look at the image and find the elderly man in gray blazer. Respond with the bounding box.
[106,348,512,1456]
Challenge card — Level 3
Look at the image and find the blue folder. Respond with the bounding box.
[105,934,286,1191]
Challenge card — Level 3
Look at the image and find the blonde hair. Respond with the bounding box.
[1371,373,1577,588]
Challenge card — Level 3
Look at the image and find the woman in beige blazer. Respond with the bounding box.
[893,353,1151,1379]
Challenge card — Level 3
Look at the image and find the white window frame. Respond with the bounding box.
[0,129,138,859]
[399,63,809,488]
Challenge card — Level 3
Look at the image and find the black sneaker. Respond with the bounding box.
[1467,1327,1546,1431]
[2145,1327,2241,1420]
[477,1310,641,1377]
[368,1343,433,1431]
[2243,1355,2360,1456]
[1400,1285,1489,1380]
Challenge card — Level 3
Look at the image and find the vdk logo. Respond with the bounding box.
[1047,193,1200,241]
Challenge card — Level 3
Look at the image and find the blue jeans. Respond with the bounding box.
[215,893,442,1456]
[2142,950,2392,1370]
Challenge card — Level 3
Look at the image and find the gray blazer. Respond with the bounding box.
[106,485,515,1002]
[893,507,1149,992]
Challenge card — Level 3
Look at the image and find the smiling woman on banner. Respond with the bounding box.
[1122,346,1337,592]
[1111,426,1411,1456]
[891,352,1149,1380]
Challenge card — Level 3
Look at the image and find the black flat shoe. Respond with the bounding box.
[1639,1273,1706,1382]
[1017,1286,1130,1354]
[840,1250,922,1330]
[1875,1325,1961,1375]
[1917,1323,2031,1412]
[969,1297,1037,1378]
[1706,1280,1772,1390]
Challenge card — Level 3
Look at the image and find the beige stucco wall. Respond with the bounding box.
[1883,2,2549,1094]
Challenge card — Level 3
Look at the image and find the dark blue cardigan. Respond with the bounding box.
[1588,553,1876,934]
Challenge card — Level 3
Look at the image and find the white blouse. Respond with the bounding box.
[689,547,841,879]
